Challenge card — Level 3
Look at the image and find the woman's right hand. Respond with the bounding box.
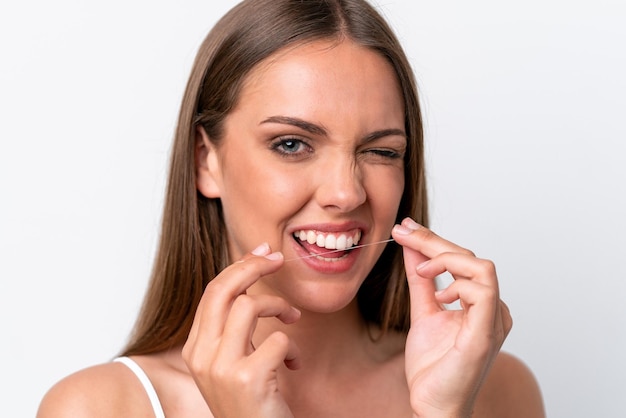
[182,243,301,418]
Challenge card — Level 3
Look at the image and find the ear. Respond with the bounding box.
[195,125,222,198]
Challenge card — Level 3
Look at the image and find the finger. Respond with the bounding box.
[435,279,499,347]
[412,248,503,337]
[487,299,513,350]
[391,220,470,318]
[425,255,510,351]
[187,244,284,344]
[234,242,274,264]
[415,252,499,290]
[218,294,300,361]
[390,221,440,318]
[500,300,513,341]
[214,243,284,295]
[246,331,302,371]
[391,218,474,260]
[402,244,441,319]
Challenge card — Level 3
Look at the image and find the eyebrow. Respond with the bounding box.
[260,115,406,143]
[260,116,327,136]
[362,128,407,143]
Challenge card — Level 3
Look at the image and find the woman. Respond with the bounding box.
[38,0,544,416]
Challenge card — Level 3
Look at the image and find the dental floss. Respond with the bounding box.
[284,238,395,262]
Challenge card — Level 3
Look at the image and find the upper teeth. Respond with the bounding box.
[294,230,362,251]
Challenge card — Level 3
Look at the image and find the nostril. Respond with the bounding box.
[316,178,366,212]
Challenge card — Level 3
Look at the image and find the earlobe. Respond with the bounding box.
[195,126,222,198]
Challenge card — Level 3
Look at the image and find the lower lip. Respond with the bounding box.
[291,238,361,274]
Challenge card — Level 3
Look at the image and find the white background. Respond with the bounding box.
[1,1,624,416]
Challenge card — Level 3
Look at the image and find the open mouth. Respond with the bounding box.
[292,229,362,261]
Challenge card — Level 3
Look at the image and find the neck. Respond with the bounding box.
[253,299,372,374]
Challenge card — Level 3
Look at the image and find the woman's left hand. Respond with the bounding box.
[391,218,513,418]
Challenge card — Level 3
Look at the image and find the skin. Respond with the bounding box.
[195,39,407,316]
[37,39,545,417]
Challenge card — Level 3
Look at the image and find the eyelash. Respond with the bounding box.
[270,137,313,158]
[365,148,403,159]
[269,137,405,161]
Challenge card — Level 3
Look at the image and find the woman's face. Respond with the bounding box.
[197,39,406,313]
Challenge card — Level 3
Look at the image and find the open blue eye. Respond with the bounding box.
[270,137,313,157]
[278,139,302,153]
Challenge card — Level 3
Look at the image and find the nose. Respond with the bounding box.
[314,154,366,213]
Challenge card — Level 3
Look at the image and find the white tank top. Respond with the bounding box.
[114,356,166,418]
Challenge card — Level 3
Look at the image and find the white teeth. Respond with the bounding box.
[293,229,362,250]
[324,234,336,250]
[314,254,346,262]
[336,235,347,251]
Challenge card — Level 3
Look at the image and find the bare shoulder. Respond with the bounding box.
[37,360,153,418]
[474,351,546,418]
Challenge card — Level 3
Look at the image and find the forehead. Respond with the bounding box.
[232,39,405,124]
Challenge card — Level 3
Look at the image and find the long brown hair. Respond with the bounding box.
[122,0,428,356]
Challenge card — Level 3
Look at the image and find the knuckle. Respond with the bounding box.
[210,362,230,381]
[269,331,290,347]
[476,258,496,276]
[471,273,501,304]
[234,367,254,385]
[461,248,476,257]
[415,227,437,242]
[232,258,267,277]
[233,262,253,275]
[232,294,256,314]
[225,258,256,275]
[204,279,227,297]
[232,293,252,306]
[439,250,456,260]
[186,352,211,378]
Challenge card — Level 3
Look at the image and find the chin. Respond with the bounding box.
[283,280,362,315]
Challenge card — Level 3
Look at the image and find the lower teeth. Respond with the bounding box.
[313,253,348,262]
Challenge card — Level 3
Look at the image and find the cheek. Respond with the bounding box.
[221,156,309,218]
[219,161,310,258]
[366,168,405,220]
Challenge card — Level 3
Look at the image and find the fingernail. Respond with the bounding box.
[416,260,430,271]
[251,243,270,256]
[393,224,412,235]
[264,251,283,261]
[402,217,422,231]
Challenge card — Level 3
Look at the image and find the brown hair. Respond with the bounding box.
[122,0,428,356]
